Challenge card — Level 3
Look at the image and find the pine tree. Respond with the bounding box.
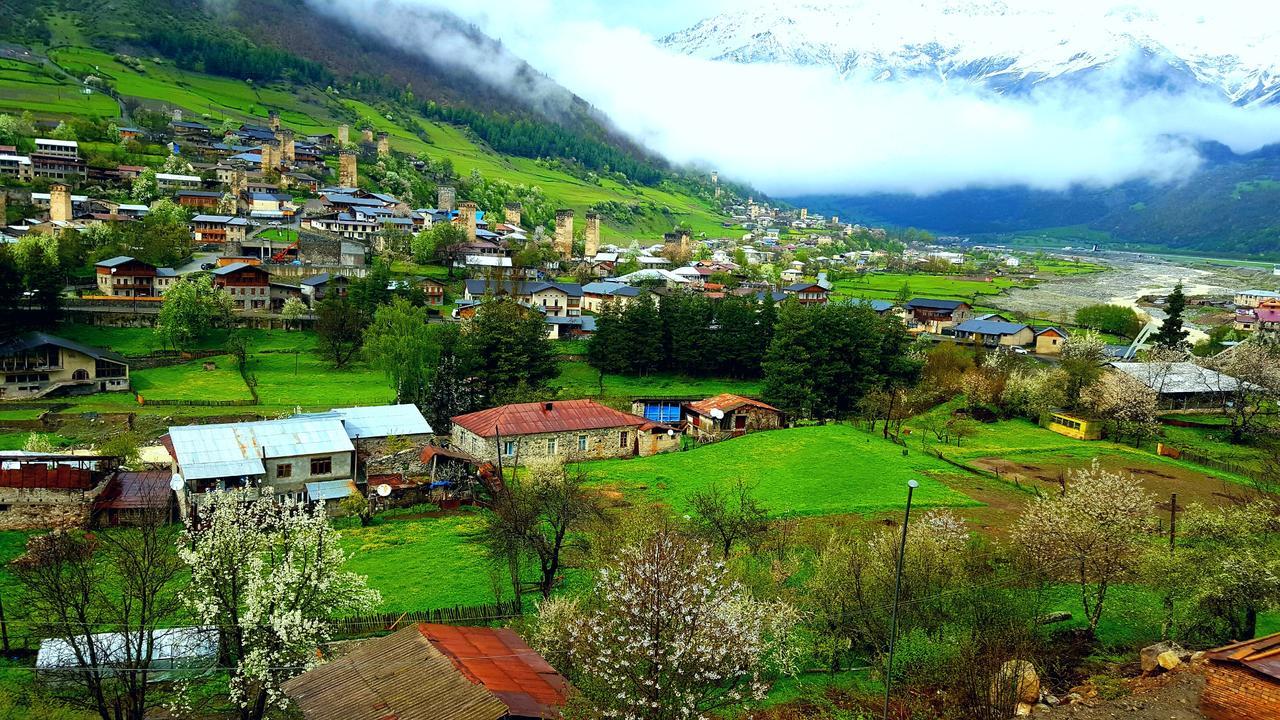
[1152,282,1190,349]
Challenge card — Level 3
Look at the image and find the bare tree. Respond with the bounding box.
[687,478,770,559]
[14,507,186,720]
[1200,342,1280,443]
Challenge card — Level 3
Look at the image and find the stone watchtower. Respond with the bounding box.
[584,212,601,258]
[800,208,808,220]
[338,149,358,188]
[231,168,247,200]
[268,110,280,131]
[376,133,390,157]
[437,186,456,213]
[338,124,350,145]
[504,203,522,227]
[49,184,72,223]
[554,209,574,259]
[710,171,718,184]
[260,141,279,172]
[458,201,478,242]
[279,128,296,165]
[362,127,374,143]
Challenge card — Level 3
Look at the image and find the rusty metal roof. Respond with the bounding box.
[1206,632,1280,681]
[421,624,570,718]
[280,625,508,720]
[452,399,648,439]
[688,393,780,417]
[95,471,172,511]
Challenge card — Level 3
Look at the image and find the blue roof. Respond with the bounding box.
[907,298,966,310]
[850,298,895,312]
[953,319,1030,336]
[582,281,641,297]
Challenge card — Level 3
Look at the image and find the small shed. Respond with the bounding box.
[686,394,784,440]
[1201,632,1280,720]
[1034,327,1067,355]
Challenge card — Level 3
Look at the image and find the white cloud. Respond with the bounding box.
[305,0,1280,196]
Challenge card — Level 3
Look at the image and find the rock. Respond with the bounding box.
[1014,702,1033,716]
[1140,642,1185,674]
[1064,692,1084,704]
[1042,693,1060,706]
[1034,703,1052,713]
[994,660,1042,705]
[1040,611,1073,625]
[1157,650,1182,670]
[1190,651,1206,664]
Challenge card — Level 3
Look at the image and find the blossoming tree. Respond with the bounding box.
[179,489,380,720]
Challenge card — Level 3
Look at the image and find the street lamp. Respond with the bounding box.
[882,479,918,720]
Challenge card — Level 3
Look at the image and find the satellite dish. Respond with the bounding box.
[710,408,724,420]
[375,484,392,497]
[169,475,185,492]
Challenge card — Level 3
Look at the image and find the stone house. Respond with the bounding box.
[0,333,129,399]
[1201,632,1280,720]
[0,452,121,530]
[684,394,784,440]
[450,399,678,464]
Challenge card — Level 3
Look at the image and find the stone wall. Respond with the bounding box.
[297,230,344,265]
[452,424,644,464]
[338,151,358,188]
[0,480,108,530]
[437,186,456,212]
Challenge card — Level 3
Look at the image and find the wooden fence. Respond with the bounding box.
[331,599,524,638]
[1158,444,1269,486]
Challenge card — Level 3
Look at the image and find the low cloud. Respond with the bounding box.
[305,0,1280,196]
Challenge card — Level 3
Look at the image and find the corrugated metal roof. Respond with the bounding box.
[304,404,434,439]
[907,298,966,310]
[953,319,1030,335]
[95,470,172,511]
[280,624,509,720]
[688,393,780,417]
[1109,362,1250,395]
[169,417,353,481]
[1206,632,1280,681]
[305,479,357,502]
[452,399,648,439]
[423,624,570,718]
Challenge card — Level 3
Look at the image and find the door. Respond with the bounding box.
[733,414,747,435]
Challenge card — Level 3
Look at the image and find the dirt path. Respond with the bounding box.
[1039,668,1206,719]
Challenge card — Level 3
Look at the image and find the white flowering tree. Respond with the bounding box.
[1013,460,1154,633]
[1082,371,1160,445]
[179,489,380,720]
[532,528,799,719]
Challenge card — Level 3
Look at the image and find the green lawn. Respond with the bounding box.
[833,272,1025,304]
[131,356,253,403]
[247,352,393,409]
[54,324,317,357]
[581,424,978,518]
[557,361,762,408]
[0,409,44,421]
[338,510,505,611]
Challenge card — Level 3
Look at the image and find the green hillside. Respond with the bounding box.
[0,5,737,240]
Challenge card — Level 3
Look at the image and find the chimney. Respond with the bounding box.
[278,129,295,164]
[584,212,601,258]
[458,201,478,242]
[49,184,72,223]
[268,110,280,131]
[338,124,350,145]
[376,132,390,157]
[338,149,358,187]
[437,186,456,213]
[362,127,374,143]
[554,209,574,259]
[503,202,522,227]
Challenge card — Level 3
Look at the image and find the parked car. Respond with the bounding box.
[200,262,215,270]
[1011,346,1030,355]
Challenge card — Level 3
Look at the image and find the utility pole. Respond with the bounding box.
[883,479,918,720]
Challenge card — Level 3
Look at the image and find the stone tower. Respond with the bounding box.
[800,208,808,220]
[260,141,278,172]
[279,128,296,164]
[554,209,574,259]
[362,127,374,143]
[832,215,839,225]
[437,186,456,213]
[171,108,183,122]
[339,149,358,188]
[49,184,72,223]
[458,201,478,242]
[231,168,247,200]
[679,230,691,254]
[503,203,522,227]
[338,124,350,145]
[710,171,718,184]
[584,212,601,258]
[376,132,390,157]
[268,110,280,131]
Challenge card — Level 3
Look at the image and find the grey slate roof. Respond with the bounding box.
[1109,362,1251,395]
[907,298,967,310]
[953,319,1030,336]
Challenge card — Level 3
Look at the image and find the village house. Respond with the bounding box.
[0,333,129,399]
[1232,289,1280,308]
[174,189,223,210]
[281,623,570,720]
[782,281,831,305]
[463,280,583,317]
[191,214,251,246]
[1201,632,1280,720]
[905,298,973,333]
[1234,299,1280,332]
[300,272,351,304]
[0,452,122,530]
[581,281,645,312]
[94,255,160,297]
[211,262,272,311]
[1108,361,1248,410]
[951,318,1035,348]
[450,399,679,464]
[545,314,597,340]
[416,276,447,305]
[0,152,32,181]
[156,173,202,191]
[1034,327,1068,354]
[685,394,784,440]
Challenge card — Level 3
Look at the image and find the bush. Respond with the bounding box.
[886,628,959,686]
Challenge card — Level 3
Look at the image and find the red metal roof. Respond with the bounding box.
[419,624,569,718]
[452,399,648,439]
[688,393,780,417]
[1206,632,1280,681]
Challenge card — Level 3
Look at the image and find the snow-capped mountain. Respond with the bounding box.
[660,1,1280,105]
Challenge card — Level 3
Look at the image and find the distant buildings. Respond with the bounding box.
[0,333,129,399]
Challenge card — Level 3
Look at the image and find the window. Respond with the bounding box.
[578,434,588,452]
[310,456,332,475]
[547,438,558,454]
[503,441,516,456]
[619,431,628,448]
[276,463,293,479]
